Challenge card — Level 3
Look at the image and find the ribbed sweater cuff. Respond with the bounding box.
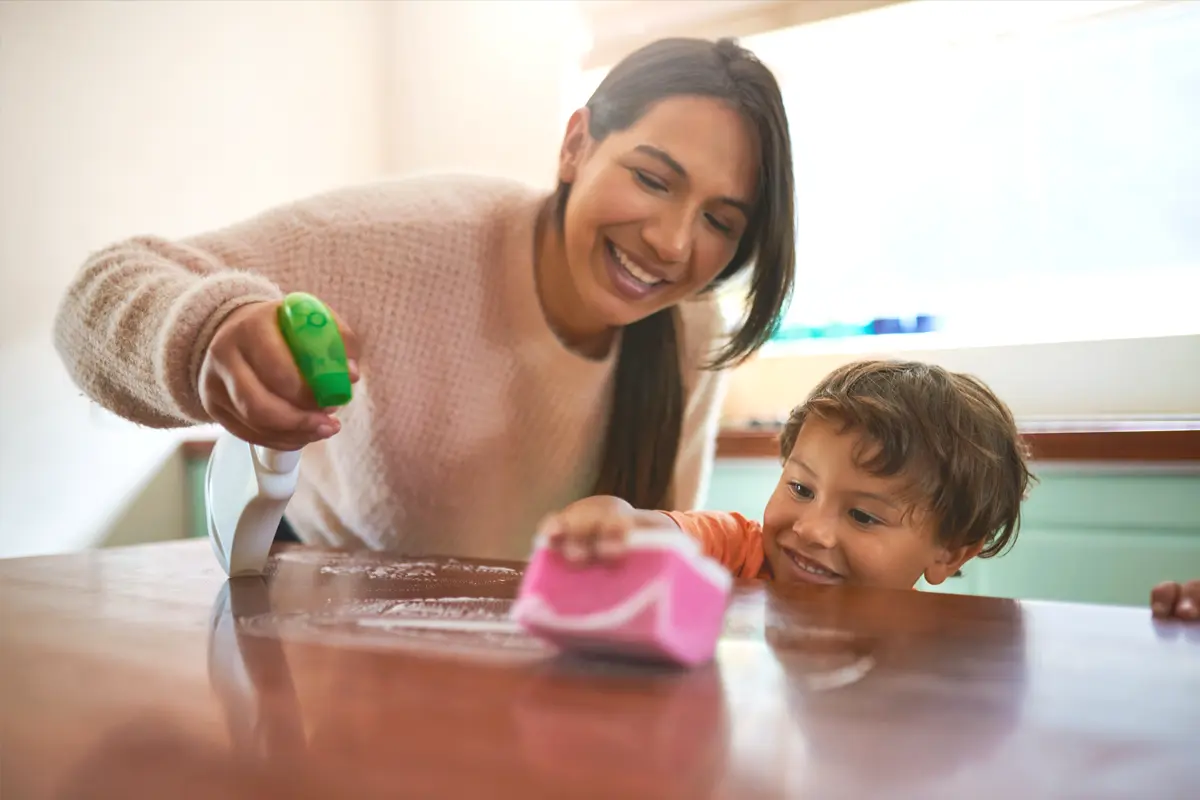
[158,272,283,423]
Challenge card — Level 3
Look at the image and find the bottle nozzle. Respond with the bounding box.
[253,446,302,474]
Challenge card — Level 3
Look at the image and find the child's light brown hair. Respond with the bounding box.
[778,360,1034,558]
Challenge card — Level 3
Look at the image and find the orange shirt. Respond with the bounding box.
[659,510,769,579]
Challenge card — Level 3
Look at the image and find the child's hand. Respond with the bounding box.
[1150,580,1200,621]
[536,495,677,564]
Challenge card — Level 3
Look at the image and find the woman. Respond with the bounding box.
[53,37,795,560]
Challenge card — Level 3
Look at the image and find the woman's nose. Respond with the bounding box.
[642,208,693,267]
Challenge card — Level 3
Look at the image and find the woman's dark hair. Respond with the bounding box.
[558,37,796,509]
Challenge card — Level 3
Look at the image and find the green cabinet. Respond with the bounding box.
[705,458,1200,607]
[187,455,209,539]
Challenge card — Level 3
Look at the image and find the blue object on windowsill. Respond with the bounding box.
[871,315,938,336]
[769,315,938,343]
[871,317,903,335]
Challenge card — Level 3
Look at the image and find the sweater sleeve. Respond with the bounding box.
[51,188,374,428]
[669,295,731,510]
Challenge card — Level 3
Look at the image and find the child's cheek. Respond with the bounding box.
[758,524,785,580]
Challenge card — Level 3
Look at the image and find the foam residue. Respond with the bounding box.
[235,596,550,662]
[287,553,521,583]
[317,563,439,580]
[358,617,521,634]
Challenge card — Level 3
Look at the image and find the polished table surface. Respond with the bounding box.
[2,541,1197,799]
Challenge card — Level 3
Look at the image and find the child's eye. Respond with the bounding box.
[787,481,814,500]
[633,169,667,192]
[849,508,883,526]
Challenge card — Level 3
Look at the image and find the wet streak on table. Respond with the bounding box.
[1,541,1197,799]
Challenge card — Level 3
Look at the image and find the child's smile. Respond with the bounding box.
[776,544,844,585]
[761,416,972,591]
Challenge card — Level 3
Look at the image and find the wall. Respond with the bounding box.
[0,0,590,559]
[717,0,1200,424]
[0,0,389,558]
[385,0,587,188]
[98,449,188,550]
[722,334,1200,424]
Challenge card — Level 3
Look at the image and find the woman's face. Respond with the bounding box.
[556,95,759,333]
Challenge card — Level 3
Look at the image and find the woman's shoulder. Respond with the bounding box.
[284,173,546,234]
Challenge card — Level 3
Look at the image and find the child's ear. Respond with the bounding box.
[558,108,592,184]
[923,540,985,586]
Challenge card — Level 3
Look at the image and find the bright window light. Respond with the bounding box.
[569,0,1200,352]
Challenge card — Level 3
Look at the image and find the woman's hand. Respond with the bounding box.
[1150,580,1200,621]
[536,495,680,564]
[198,300,361,451]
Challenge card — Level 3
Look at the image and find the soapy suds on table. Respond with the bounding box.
[237,594,769,666]
[317,563,439,580]
[243,557,771,662]
[236,596,551,662]
[274,550,520,581]
[270,550,521,590]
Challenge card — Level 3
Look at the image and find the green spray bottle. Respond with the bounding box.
[206,293,352,577]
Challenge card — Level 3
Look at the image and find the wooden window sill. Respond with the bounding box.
[716,419,1200,461]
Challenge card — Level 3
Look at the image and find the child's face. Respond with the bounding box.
[760,417,980,590]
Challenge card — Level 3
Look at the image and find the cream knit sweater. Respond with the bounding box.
[54,175,729,559]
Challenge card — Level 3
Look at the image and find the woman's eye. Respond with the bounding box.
[787,481,814,500]
[633,169,667,192]
[704,212,733,234]
[849,509,881,526]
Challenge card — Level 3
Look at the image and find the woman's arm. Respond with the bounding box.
[52,185,376,428]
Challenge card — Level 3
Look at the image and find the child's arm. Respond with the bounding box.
[1150,580,1199,621]
[537,498,764,578]
[535,496,683,563]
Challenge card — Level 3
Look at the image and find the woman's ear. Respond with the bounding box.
[923,540,985,586]
[558,108,591,184]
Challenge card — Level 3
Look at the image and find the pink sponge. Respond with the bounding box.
[512,530,733,667]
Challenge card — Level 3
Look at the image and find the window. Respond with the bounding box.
[569,0,1200,352]
[744,0,1200,350]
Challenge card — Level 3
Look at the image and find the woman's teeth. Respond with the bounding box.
[611,243,663,286]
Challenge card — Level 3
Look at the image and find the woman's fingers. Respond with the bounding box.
[328,307,361,383]
[208,394,331,452]
[198,298,356,447]
[221,357,335,436]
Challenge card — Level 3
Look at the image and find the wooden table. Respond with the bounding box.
[2,541,1197,799]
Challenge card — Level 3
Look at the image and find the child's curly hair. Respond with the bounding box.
[779,360,1035,558]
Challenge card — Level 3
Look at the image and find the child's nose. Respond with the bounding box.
[792,509,838,549]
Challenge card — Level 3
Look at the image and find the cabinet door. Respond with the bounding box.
[187,456,209,539]
[704,459,778,518]
[971,527,1200,606]
[991,470,1200,606]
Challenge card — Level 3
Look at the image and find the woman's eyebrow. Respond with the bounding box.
[634,144,752,213]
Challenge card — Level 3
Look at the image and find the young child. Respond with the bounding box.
[538,359,1034,591]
